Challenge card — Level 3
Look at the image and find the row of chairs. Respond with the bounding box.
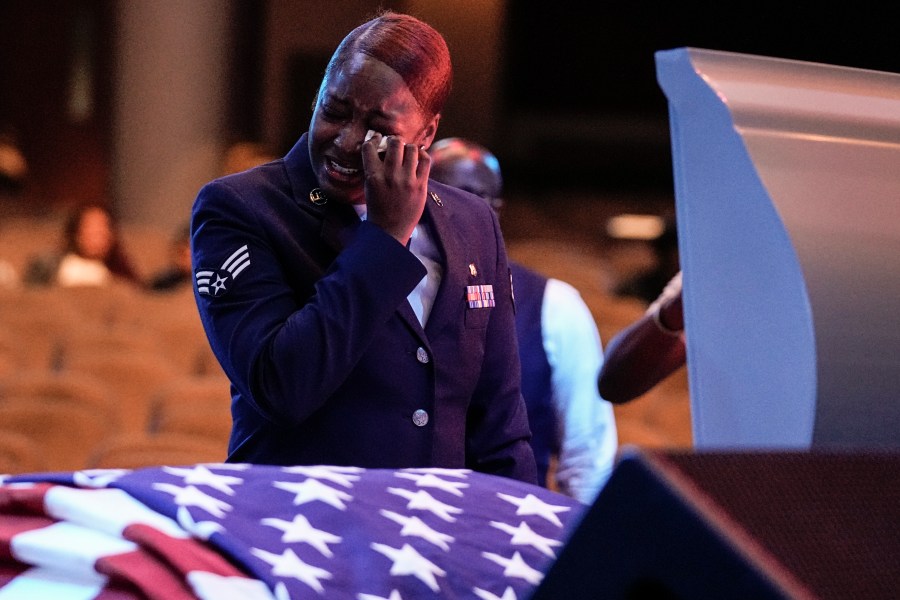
[0,370,232,474]
[0,284,220,377]
[0,282,234,475]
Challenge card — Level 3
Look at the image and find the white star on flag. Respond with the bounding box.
[358,590,403,600]
[283,465,364,488]
[164,465,244,495]
[273,478,353,509]
[402,467,471,478]
[380,509,455,551]
[371,542,447,592]
[482,550,544,585]
[490,521,563,558]
[497,492,571,527]
[177,505,226,539]
[152,483,233,518]
[251,547,333,593]
[387,487,463,522]
[261,514,342,557]
[393,472,469,496]
[73,469,130,488]
[206,462,252,471]
[474,585,518,600]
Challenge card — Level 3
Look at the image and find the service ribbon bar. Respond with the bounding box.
[466,284,495,308]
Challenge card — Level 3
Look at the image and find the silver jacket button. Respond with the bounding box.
[412,409,429,427]
[416,347,430,364]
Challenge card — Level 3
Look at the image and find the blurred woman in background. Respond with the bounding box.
[24,202,141,287]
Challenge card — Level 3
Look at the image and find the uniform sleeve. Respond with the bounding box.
[191,179,426,426]
[542,278,618,503]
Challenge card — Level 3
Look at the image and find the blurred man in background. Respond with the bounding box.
[431,137,618,503]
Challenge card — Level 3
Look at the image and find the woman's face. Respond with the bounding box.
[76,207,114,260]
[308,53,436,205]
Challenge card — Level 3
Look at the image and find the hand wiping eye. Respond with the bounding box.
[365,129,390,157]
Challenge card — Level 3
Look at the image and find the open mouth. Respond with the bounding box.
[324,158,362,185]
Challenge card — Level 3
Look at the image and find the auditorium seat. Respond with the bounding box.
[64,349,179,434]
[54,325,165,371]
[0,289,77,371]
[147,375,232,443]
[143,297,222,376]
[0,430,47,475]
[87,432,227,470]
[0,327,18,379]
[0,400,109,472]
[55,282,144,330]
[0,370,117,420]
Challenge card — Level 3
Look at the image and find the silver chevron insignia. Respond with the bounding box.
[195,245,251,297]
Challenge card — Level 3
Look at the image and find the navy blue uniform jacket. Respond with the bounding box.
[191,134,537,484]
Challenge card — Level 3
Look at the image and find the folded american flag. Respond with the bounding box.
[0,464,586,599]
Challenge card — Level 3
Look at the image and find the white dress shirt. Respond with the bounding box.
[542,277,618,503]
[354,206,442,327]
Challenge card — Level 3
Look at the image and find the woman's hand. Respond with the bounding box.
[361,131,430,246]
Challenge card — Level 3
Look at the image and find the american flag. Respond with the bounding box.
[0,464,586,599]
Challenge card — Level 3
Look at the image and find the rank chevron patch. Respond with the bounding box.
[195,244,251,297]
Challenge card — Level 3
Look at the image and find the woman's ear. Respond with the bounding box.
[419,113,441,150]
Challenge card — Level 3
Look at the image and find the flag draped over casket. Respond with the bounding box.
[0,463,586,599]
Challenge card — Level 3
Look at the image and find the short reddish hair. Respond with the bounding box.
[322,11,452,119]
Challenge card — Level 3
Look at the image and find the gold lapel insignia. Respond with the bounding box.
[309,188,328,205]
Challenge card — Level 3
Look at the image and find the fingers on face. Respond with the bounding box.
[361,131,383,168]
[362,131,428,179]
[415,146,431,179]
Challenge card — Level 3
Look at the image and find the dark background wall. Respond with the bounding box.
[0,0,115,210]
[499,2,899,193]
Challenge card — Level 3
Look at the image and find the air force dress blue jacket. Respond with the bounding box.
[190,133,537,484]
